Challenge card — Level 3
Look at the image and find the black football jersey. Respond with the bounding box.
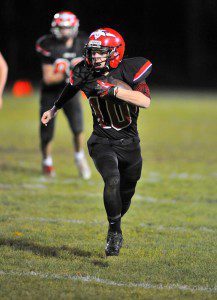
[55,57,152,139]
[36,32,88,92]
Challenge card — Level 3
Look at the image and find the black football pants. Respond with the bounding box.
[87,134,142,222]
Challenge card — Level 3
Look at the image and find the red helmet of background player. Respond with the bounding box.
[51,11,79,39]
[84,28,125,69]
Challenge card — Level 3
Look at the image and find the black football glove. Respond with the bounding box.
[96,80,119,98]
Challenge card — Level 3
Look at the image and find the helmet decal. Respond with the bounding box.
[90,30,116,40]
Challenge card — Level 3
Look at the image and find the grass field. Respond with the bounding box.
[0,90,216,299]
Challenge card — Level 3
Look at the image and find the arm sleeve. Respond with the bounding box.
[54,83,80,109]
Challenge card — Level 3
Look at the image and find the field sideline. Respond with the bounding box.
[0,90,216,299]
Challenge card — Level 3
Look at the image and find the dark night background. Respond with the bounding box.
[1,0,217,89]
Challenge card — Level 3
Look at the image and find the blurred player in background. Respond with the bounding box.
[41,28,152,256]
[36,11,91,179]
[0,52,8,110]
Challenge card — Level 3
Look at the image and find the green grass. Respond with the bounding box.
[0,90,216,299]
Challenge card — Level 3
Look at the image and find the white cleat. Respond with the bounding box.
[75,156,91,180]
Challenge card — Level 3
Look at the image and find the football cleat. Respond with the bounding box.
[105,231,123,256]
[75,156,91,180]
[42,165,56,177]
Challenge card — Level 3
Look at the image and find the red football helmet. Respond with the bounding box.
[84,28,125,69]
[51,11,79,39]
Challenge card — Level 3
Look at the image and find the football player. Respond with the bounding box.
[0,52,8,110]
[36,11,91,179]
[41,28,152,256]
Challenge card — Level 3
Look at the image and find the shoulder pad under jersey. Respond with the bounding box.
[121,57,152,85]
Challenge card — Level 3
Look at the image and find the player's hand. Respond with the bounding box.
[96,80,118,98]
[54,59,70,76]
[41,106,57,126]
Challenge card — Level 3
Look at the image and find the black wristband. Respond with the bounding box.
[108,86,118,97]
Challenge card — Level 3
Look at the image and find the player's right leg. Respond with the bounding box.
[40,93,56,177]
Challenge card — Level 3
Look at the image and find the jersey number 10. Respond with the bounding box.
[89,96,132,131]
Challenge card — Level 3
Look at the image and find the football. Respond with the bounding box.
[109,78,132,90]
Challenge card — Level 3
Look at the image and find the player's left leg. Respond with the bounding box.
[96,155,123,256]
[120,170,141,217]
[87,137,123,256]
[63,92,91,179]
[120,180,137,216]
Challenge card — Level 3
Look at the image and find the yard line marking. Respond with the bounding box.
[0,183,46,190]
[34,177,103,186]
[134,195,176,203]
[6,216,103,226]
[169,173,204,180]
[0,270,216,293]
[140,223,216,233]
[4,216,216,233]
[22,183,46,189]
[0,183,12,189]
[16,217,85,224]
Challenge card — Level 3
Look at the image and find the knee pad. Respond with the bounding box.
[105,175,120,187]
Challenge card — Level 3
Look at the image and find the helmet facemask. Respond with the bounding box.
[84,43,119,71]
[51,24,79,41]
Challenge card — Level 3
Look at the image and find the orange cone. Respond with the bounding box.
[12,80,33,97]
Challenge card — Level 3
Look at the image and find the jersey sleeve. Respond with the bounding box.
[122,57,152,85]
[35,35,54,64]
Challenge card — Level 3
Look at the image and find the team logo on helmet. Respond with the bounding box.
[90,29,116,40]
